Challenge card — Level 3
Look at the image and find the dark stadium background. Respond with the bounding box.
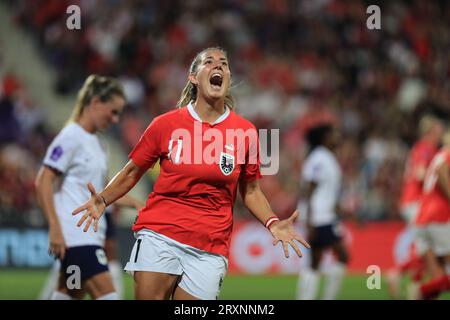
[0,0,449,299]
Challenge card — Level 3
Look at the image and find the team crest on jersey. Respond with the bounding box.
[219,152,234,176]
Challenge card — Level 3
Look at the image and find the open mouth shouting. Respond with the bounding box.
[209,72,223,91]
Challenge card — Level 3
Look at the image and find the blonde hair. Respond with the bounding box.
[67,75,125,123]
[176,47,235,109]
[442,129,450,147]
[419,114,441,136]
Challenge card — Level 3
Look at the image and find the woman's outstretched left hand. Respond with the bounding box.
[269,210,311,258]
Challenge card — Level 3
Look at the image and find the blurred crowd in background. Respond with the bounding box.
[0,66,53,226]
[1,0,449,227]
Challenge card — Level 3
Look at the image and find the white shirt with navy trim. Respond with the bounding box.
[43,123,107,247]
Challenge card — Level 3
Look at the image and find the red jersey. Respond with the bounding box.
[416,150,450,225]
[129,104,261,257]
[400,139,438,207]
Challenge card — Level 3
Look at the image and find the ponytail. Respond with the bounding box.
[67,75,125,124]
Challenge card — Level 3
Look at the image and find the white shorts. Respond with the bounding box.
[415,222,450,256]
[124,229,228,300]
[400,202,420,225]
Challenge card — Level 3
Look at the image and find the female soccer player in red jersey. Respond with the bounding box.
[408,129,450,299]
[73,47,310,300]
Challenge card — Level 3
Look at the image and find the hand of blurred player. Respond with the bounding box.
[72,183,107,232]
[48,224,66,260]
[269,210,311,258]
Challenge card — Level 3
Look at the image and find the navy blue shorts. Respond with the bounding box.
[105,212,117,239]
[310,224,342,248]
[60,246,109,281]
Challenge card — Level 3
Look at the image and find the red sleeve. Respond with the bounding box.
[415,144,435,167]
[240,126,262,182]
[129,118,162,170]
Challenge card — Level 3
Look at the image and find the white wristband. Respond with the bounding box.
[265,217,280,229]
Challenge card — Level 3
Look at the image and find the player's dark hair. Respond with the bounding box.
[305,124,333,151]
[176,47,235,110]
[68,74,125,123]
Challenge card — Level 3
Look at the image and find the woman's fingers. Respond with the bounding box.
[59,245,66,260]
[72,204,87,216]
[77,212,90,227]
[83,216,93,232]
[49,245,56,257]
[93,218,99,232]
[288,210,300,222]
[290,241,303,258]
[282,241,289,258]
[74,204,101,232]
[87,182,97,196]
[49,244,65,260]
[73,185,98,217]
[295,235,311,249]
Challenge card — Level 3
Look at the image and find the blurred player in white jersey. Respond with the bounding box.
[35,75,142,300]
[296,124,348,300]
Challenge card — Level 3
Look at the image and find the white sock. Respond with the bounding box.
[108,260,124,299]
[39,261,61,300]
[51,291,73,300]
[96,292,119,300]
[322,262,346,300]
[297,268,320,300]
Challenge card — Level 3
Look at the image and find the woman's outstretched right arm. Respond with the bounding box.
[72,160,147,232]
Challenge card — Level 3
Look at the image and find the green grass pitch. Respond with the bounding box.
[0,269,449,300]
